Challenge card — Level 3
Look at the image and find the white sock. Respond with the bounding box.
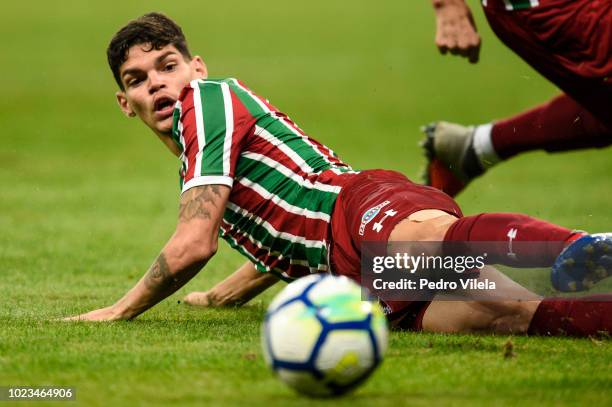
[472,123,500,170]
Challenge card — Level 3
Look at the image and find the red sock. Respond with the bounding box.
[443,213,581,267]
[528,295,612,337]
[491,94,612,160]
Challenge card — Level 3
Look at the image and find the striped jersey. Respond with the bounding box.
[171,78,358,280]
[482,0,539,10]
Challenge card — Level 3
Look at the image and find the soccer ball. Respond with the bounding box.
[261,274,388,397]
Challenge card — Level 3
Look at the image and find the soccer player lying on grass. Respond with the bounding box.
[66,13,612,337]
[422,0,611,196]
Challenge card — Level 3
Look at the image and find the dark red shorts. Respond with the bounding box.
[329,170,462,329]
[483,0,612,127]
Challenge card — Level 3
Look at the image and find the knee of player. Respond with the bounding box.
[488,301,536,334]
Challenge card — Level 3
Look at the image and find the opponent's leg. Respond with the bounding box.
[490,94,612,159]
[483,0,612,130]
[421,95,612,197]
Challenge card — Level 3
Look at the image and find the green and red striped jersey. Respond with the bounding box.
[482,0,539,10]
[171,78,357,280]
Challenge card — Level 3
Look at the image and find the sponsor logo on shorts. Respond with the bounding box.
[359,201,390,236]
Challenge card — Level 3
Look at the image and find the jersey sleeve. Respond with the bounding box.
[175,79,257,194]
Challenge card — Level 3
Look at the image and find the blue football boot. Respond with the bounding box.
[551,233,612,292]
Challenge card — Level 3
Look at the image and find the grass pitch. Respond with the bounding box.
[1,1,611,406]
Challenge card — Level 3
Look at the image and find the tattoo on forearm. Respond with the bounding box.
[179,185,222,222]
[144,253,173,290]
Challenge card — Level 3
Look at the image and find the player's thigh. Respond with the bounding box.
[388,209,458,242]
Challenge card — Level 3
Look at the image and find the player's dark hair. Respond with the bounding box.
[107,12,192,90]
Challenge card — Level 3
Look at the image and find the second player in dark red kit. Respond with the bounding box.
[424,0,612,196]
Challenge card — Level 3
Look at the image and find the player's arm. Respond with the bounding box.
[65,185,230,321]
[183,261,280,307]
[430,0,481,63]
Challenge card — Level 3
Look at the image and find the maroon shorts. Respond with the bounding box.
[483,0,612,127]
[329,170,462,330]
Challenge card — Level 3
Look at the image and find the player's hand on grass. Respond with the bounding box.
[63,306,125,322]
[182,262,279,308]
[432,0,481,63]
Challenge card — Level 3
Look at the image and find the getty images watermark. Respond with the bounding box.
[360,241,610,302]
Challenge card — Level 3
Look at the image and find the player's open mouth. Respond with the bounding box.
[154,96,176,118]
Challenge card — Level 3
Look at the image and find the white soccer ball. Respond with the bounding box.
[261,274,388,397]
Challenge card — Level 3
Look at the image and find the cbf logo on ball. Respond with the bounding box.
[359,201,390,236]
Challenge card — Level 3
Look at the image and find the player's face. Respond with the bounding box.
[115,44,207,137]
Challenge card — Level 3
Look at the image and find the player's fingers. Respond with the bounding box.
[466,37,481,63]
[449,46,461,56]
[468,44,480,64]
[435,36,449,55]
[436,40,449,55]
[454,37,480,63]
[455,45,473,60]
[441,36,459,55]
[455,45,471,58]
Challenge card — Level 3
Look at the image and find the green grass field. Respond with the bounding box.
[1,0,611,405]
